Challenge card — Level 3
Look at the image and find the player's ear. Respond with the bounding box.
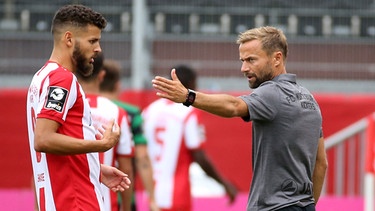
[64,31,73,47]
[98,69,106,83]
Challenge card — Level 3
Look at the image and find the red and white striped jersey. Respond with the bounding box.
[26,61,104,211]
[86,93,134,211]
[142,98,206,210]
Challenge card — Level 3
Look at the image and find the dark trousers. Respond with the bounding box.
[277,203,315,211]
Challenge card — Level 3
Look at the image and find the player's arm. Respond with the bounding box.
[116,110,135,211]
[130,110,159,210]
[312,137,328,204]
[34,118,119,154]
[152,69,248,118]
[134,145,158,210]
[117,156,134,211]
[192,149,238,203]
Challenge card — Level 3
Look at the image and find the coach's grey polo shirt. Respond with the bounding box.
[239,74,322,211]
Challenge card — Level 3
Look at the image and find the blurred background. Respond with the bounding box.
[0,0,375,210]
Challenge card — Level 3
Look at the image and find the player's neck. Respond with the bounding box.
[49,48,74,73]
[80,81,100,95]
[100,92,116,101]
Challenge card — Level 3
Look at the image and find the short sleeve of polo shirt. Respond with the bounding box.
[239,82,280,122]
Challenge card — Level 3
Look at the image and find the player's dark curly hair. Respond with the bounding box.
[51,4,107,34]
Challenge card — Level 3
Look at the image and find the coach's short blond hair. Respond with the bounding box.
[237,26,288,61]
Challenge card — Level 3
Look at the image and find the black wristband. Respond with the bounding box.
[182,89,196,107]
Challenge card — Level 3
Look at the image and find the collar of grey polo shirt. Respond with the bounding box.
[272,73,297,84]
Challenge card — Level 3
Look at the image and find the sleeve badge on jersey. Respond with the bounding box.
[45,86,68,112]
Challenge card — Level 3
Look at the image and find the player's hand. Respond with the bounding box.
[223,180,238,204]
[101,164,131,192]
[149,199,160,211]
[96,119,120,151]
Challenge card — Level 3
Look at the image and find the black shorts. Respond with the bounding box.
[277,203,315,211]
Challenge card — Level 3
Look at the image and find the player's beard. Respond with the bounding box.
[73,42,93,77]
[248,60,273,89]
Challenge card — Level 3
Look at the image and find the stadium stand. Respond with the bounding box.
[0,0,375,91]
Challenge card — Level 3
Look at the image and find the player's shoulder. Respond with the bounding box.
[45,62,71,76]
[99,96,120,108]
[40,63,77,89]
[44,62,75,84]
[114,100,141,113]
[144,98,165,110]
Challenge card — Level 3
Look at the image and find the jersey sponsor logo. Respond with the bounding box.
[45,86,68,112]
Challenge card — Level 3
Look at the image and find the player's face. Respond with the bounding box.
[73,25,102,77]
[239,40,274,89]
[72,42,92,76]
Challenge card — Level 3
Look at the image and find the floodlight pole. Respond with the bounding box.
[131,0,151,90]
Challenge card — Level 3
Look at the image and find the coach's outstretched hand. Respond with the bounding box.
[152,69,188,103]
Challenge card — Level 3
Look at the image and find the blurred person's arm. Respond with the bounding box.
[312,137,328,204]
[117,156,134,211]
[125,105,159,210]
[192,149,238,203]
[135,144,159,211]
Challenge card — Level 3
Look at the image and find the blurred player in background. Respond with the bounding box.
[151,26,328,211]
[142,65,238,211]
[26,5,130,211]
[100,58,159,211]
[76,52,135,211]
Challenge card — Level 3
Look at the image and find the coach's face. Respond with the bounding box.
[72,25,102,77]
[239,39,274,89]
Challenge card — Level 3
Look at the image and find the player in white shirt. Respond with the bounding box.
[76,53,135,211]
[142,65,237,211]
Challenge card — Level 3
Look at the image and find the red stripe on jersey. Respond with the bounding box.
[169,110,202,210]
[39,187,45,211]
[88,94,98,108]
[171,135,193,210]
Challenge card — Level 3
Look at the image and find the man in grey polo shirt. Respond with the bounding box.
[151,26,328,211]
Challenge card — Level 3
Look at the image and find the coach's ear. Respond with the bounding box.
[273,51,283,67]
